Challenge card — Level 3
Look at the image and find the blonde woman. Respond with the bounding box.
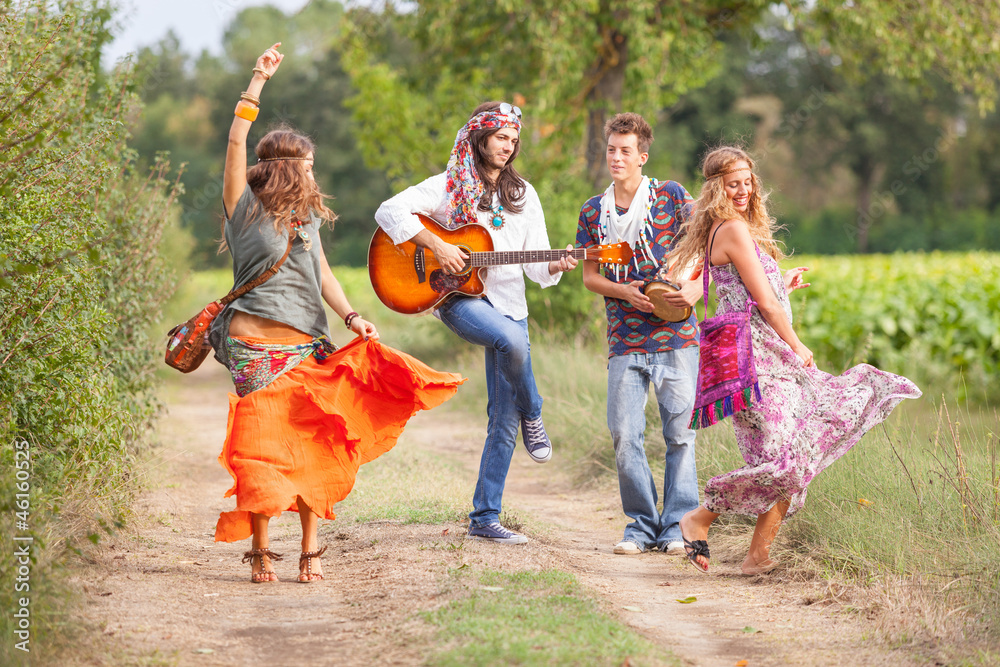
[672,146,920,575]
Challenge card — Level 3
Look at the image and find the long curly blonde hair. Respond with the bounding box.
[671,146,784,272]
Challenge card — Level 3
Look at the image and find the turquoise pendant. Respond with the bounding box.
[491,215,503,228]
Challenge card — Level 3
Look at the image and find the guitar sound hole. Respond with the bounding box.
[429,270,472,294]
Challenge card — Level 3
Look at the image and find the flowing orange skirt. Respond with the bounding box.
[215,335,464,542]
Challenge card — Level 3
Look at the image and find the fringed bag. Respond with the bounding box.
[688,229,762,429]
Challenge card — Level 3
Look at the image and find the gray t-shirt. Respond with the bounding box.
[209,185,330,367]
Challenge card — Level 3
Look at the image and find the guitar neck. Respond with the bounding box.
[470,247,589,267]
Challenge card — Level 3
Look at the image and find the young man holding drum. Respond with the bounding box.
[575,113,702,556]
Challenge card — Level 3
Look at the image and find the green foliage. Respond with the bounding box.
[0,1,185,660]
[340,0,771,188]
[788,253,1000,403]
[795,0,1000,114]
[424,569,673,667]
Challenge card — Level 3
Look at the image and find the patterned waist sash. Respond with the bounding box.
[225,335,339,397]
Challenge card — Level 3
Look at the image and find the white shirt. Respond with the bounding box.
[374,172,561,320]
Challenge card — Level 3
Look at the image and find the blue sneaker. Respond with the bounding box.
[468,522,528,544]
[520,416,552,463]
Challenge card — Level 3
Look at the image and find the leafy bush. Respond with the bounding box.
[0,2,186,660]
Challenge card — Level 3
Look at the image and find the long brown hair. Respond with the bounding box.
[671,146,784,271]
[468,101,526,215]
[248,127,336,227]
[218,127,337,252]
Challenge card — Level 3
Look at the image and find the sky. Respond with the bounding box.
[103,0,312,65]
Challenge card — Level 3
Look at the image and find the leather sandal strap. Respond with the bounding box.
[242,548,285,564]
[299,545,328,562]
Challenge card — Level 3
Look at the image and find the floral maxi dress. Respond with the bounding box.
[702,252,922,517]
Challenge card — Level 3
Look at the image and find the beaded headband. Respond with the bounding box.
[257,156,311,162]
[709,166,753,179]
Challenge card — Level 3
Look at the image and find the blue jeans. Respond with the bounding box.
[438,297,543,527]
[607,347,700,550]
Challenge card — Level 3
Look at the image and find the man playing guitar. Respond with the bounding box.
[374,101,578,545]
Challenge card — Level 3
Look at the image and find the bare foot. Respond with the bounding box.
[679,509,711,573]
[740,553,779,576]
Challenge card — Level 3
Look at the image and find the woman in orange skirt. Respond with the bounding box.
[208,43,463,583]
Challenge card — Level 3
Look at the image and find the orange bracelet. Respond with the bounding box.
[234,100,259,122]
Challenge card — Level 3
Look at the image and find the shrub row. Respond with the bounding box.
[0,2,185,660]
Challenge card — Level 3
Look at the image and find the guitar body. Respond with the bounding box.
[368,214,494,315]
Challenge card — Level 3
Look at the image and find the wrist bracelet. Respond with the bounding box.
[240,91,261,106]
[252,67,271,80]
[344,311,360,329]
[234,100,259,122]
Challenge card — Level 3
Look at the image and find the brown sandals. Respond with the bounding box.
[243,548,284,583]
[298,545,328,583]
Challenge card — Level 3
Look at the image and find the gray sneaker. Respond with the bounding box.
[468,522,528,544]
[520,416,552,463]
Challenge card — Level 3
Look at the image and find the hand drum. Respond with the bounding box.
[642,280,692,322]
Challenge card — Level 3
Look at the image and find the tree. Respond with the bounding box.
[342,0,772,191]
[340,1,1000,195]
[742,20,964,252]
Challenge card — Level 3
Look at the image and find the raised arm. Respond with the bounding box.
[223,43,284,217]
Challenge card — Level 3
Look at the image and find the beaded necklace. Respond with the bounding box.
[598,178,658,280]
[289,210,313,251]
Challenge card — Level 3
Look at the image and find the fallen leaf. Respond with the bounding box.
[675,596,697,604]
[622,605,643,612]
[742,626,761,634]
[481,586,504,592]
[735,661,749,666]
[441,528,450,536]
[858,498,874,507]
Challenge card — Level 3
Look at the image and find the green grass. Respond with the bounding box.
[333,446,471,525]
[423,569,675,667]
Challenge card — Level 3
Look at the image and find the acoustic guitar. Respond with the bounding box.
[368,213,633,315]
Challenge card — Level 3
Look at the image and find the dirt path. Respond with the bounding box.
[73,360,916,666]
